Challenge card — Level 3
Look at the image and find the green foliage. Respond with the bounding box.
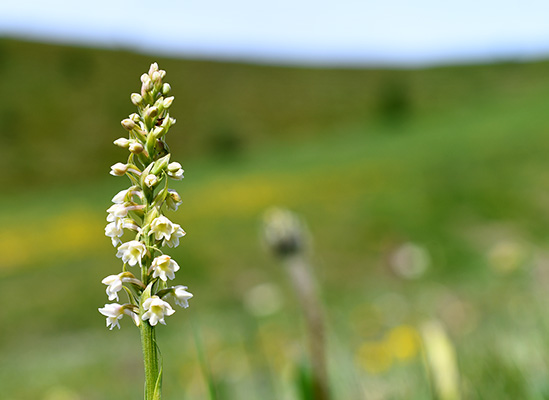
[376,77,412,126]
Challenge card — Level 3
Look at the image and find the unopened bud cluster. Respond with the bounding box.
[99,63,192,330]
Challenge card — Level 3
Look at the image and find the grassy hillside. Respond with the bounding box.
[2,38,549,399]
[2,37,549,190]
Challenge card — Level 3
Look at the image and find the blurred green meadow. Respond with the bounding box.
[2,37,549,399]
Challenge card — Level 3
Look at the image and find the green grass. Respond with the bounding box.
[2,38,549,398]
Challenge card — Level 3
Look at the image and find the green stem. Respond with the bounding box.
[140,320,160,400]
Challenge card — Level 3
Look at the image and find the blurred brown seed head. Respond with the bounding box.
[262,207,308,258]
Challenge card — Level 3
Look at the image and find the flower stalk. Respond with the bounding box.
[99,63,193,400]
[141,295,160,400]
[263,208,331,400]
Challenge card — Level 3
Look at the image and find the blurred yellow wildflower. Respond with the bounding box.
[386,324,420,361]
[0,209,103,272]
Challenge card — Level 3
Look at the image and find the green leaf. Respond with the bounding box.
[122,286,138,306]
[151,154,171,175]
[152,365,163,400]
[145,130,157,157]
[152,177,169,208]
[143,207,160,227]
[140,282,154,312]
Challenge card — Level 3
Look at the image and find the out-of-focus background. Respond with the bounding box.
[2,1,549,399]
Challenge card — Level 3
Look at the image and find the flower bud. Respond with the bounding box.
[140,73,150,83]
[121,119,136,131]
[167,162,184,180]
[154,98,164,109]
[129,113,140,122]
[151,71,162,85]
[144,174,158,188]
[112,189,129,204]
[148,62,159,76]
[113,138,130,148]
[163,96,174,109]
[110,162,128,176]
[141,77,153,93]
[129,142,144,154]
[131,93,143,106]
[162,83,171,95]
[159,70,166,79]
[167,162,181,172]
[151,126,164,139]
[144,106,158,119]
[161,117,176,130]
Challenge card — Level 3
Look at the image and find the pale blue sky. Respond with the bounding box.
[1,0,548,66]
